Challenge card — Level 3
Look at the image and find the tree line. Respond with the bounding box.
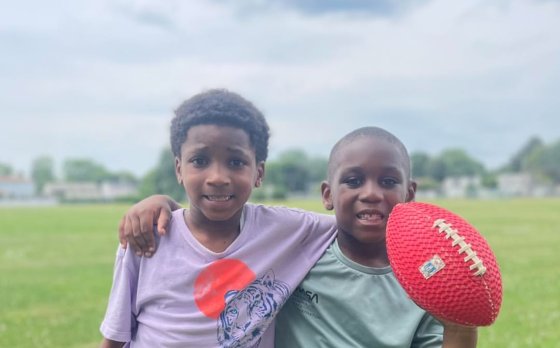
[1,135,559,201]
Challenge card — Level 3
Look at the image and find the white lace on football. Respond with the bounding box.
[432,219,487,276]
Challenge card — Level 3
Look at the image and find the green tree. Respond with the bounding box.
[105,170,138,184]
[411,152,431,178]
[428,149,485,181]
[503,136,544,172]
[526,139,560,183]
[263,161,285,191]
[139,149,185,202]
[0,162,13,176]
[306,156,328,183]
[266,149,310,193]
[63,158,110,183]
[427,157,446,182]
[481,173,498,189]
[31,156,56,194]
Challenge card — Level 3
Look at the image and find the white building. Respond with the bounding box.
[43,181,138,201]
[441,176,482,198]
[43,182,102,201]
[496,173,534,197]
[0,176,34,199]
[100,181,138,200]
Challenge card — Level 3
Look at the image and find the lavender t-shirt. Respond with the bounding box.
[100,203,336,347]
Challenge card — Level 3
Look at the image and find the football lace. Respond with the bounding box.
[432,219,487,276]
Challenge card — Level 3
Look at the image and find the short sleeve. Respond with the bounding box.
[299,212,337,261]
[411,313,444,348]
[99,246,140,343]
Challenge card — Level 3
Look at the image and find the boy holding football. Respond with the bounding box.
[274,127,478,347]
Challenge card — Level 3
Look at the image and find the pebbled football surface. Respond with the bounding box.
[386,202,502,326]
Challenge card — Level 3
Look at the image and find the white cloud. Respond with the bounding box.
[1,0,559,175]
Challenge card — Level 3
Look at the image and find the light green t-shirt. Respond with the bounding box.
[275,239,443,348]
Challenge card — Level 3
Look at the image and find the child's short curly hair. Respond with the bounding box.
[327,126,411,181]
[170,89,270,162]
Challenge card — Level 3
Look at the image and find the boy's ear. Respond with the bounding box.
[406,180,417,202]
[255,161,265,187]
[175,157,182,184]
[320,181,334,210]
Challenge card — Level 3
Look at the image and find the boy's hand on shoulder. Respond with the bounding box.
[118,194,180,257]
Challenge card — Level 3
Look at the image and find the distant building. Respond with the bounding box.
[441,176,482,198]
[44,182,101,201]
[0,176,34,199]
[100,181,138,200]
[496,173,534,197]
[43,181,138,201]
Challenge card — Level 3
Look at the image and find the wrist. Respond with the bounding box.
[166,196,182,211]
[442,323,478,348]
[443,321,477,330]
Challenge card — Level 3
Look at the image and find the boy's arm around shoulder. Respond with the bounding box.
[100,338,126,348]
[441,321,478,348]
[287,208,337,256]
[118,194,182,257]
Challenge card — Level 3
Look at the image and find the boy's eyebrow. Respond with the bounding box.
[223,146,255,159]
[182,144,209,154]
[184,144,253,157]
[340,164,404,172]
[380,165,406,173]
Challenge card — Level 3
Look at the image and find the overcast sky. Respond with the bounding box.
[2,0,559,177]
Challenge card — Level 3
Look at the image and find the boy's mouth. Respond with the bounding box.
[357,210,384,221]
[205,195,234,202]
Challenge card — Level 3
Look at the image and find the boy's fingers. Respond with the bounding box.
[157,208,172,236]
[118,215,127,248]
[130,215,144,246]
[139,213,156,253]
[139,212,154,238]
[127,216,146,255]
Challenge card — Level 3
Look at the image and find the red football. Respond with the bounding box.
[386,202,502,326]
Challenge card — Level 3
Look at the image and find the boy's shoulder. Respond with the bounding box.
[168,208,185,230]
[246,202,331,217]
[244,203,335,226]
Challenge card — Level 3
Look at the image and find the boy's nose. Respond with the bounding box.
[206,164,230,186]
[360,181,382,202]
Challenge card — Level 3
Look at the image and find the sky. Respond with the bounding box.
[1,0,559,178]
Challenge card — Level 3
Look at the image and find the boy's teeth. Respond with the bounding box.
[358,213,380,220]
[207,195,231,201]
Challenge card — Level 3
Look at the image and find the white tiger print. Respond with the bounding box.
[217,270,290,347]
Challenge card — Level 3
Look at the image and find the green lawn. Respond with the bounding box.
[1,199,558,347]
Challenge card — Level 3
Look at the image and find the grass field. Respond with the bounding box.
[1,198,559,347]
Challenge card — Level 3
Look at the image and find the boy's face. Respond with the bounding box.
[321,136,416,245]
[175,124,264,225]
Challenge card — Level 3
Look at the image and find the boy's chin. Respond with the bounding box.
[199,205,245,222]
[342,229,386,245]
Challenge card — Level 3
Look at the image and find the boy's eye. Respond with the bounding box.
[190,157,208,167]
[380,178,398,187]
[343,177,362,187]
[229,159,246,168]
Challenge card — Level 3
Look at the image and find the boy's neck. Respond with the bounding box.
[183,209,243,253]
[337,235,389,268]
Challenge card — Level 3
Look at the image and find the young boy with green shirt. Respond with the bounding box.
[274,127,476,347]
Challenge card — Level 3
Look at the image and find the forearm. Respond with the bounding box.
[442,324,478,348]
[100,338,126,348]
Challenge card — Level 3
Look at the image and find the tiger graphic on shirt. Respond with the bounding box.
[217,269,290,347]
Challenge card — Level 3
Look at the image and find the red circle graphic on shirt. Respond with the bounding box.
[194,259,256,319]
